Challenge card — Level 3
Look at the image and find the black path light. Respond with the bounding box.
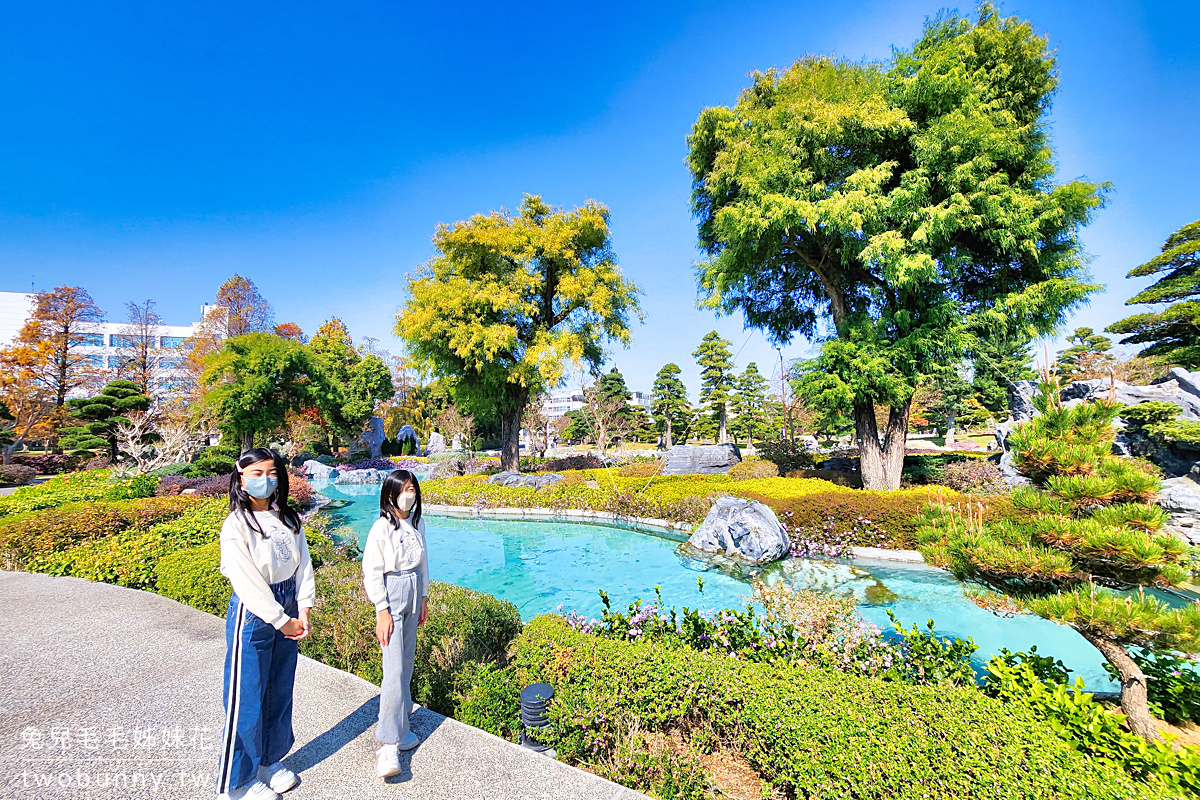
[519,682,555,756]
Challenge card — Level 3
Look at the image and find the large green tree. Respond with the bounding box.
[199,333,316,451]
[306,318,394,449]
[687,4,1103,489]
[730,362,768,447]
[693,331,734,443]
[1107,220,1200,368]
[650,363,691,448]
[396,195,642,472]
[59,380,151,462]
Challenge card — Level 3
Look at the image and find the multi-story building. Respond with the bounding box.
[541,387,654,421]
[0,291,217,397]
[542,389,585,421]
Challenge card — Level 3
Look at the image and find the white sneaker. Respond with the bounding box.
[398,730,419,751]
[219,780,281,800]
[257,762,299,793]
[376,744,402,778]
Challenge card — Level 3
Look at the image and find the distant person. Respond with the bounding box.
[363,470,429,778]
[216,448,315,800]
[424,426,446,456]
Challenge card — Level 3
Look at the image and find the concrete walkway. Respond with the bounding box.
[0,572,647,800]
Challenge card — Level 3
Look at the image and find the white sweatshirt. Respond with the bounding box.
[219,510,316,629]
[362,515,429,612]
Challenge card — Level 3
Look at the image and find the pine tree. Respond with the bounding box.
[1107,220,1200,368]
[1057,327,1116,381]
[928,368,974,446]
[731,363,768,447]
[693,331,734,443]
[650,363,690,448]
[971,334,1035,415]
[59,380,151,462]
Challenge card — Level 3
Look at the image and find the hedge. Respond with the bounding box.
[156,540,228,615]
[38,498,228,589]
[0,496,202,569]
[421,472,935,529]
[457,615,1170,800]
[299,561,522,717]
[0,470,158,518]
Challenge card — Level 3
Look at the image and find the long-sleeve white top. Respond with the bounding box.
[219,510,316,629]
[362,515,429,612]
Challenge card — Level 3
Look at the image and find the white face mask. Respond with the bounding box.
[397,490,417,512]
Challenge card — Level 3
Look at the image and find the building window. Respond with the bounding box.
[160,356,185,370]
[108,355,125,369]
[110,335,149,349]
[83,354,105,369]
[160,336,186,349]
[71,333,105,347]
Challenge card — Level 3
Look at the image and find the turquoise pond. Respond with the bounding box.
[312,480,1120,690]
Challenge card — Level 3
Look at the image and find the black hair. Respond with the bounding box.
[379,469,422,530]
[228,447,302,538]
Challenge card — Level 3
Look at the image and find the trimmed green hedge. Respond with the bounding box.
[0,470,158,518]
[38,498,228,589]
[458,615,1169,800]
[156,540,228,615]
[0,496,202,569]
[299,561,522,717]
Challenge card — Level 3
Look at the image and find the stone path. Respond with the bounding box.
[0,572,646,800]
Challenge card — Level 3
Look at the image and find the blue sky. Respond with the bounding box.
[1,0,1197,399]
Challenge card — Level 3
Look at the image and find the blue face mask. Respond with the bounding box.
[243,475,278,500]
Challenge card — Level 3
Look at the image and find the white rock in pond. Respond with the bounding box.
[303,460,338,481]
[333,468,392,484]
[687,496,790,564]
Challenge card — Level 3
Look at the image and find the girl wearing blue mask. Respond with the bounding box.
[216,447,315,800]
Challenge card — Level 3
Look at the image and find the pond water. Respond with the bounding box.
[312,480,1119,690]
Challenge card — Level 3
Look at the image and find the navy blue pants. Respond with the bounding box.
[216,577,299,795]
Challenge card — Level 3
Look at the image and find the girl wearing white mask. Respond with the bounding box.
[217,448,314,800]
[363,469,429,778]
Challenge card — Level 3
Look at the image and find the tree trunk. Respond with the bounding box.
[1079,630,1160,742]
[241,430,253,452]
[664,417,673,450]
[855,399,912,491]
[499,407,522,472]
[718,406,727,444]
[1,444,12,466]
[944,409,957,447]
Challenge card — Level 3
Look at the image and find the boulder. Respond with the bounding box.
[487,471,565,490]
[996,450,1032,487]
[1160,477,1200,546]
[302,460,338,481]
[333,468,391,484]
[1060,377,1200,420]
[800,435,821,453]
[362,416,386,459]
[686,497,790,564]
[1007,380,1039,423]
[662,444,741,476]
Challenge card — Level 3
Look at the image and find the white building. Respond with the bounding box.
[0,291,215,396]
[542,389,585,421]
[540,387,653,421]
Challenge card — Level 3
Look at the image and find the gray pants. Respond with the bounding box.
[376,569,424,745]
